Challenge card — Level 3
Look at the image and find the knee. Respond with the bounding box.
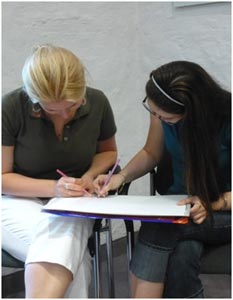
[164,240,204,298]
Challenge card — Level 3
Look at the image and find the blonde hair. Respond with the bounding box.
[22,44,86,104]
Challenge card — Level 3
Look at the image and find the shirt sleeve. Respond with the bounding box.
[98,91,117,141]
[2,90,21,146]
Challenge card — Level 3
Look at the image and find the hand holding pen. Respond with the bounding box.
[56,169,92,197]
[93,159,123,197]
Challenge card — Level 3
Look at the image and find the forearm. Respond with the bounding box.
[2,173,56,198]
[83,150,117,179]
[119,149,157,183]
[211,191,231,211]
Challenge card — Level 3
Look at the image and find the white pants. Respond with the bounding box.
[2,195,94,298]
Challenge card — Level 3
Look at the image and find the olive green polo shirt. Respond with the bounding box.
[2,87,117,180]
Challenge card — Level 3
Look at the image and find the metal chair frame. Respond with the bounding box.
[90,218,115,298]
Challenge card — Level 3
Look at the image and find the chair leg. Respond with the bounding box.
[105,219,115,298]
[94,230,102,298]
[124,220,135,297]
[150,169,156,196]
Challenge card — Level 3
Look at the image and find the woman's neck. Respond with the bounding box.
[45,113,75,141]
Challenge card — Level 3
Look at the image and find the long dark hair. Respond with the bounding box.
[146,61,231,214]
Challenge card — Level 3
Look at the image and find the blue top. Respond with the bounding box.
[162,119,231,194]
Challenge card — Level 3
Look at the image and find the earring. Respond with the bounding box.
[32,103,41,113]
[32,103,42,117]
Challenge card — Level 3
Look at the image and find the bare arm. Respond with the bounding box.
[2,135,117,198]
[211,191,231,211]
[120,116,164,183]
[82,135,117,180]
[94,116,164,194]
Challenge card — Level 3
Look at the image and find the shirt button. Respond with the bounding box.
[64,137,68,141]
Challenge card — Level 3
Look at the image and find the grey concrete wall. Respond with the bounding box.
[2,1,231,240]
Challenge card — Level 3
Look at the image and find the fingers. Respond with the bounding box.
[177,198,192,205]
[177,196,208,224]
[93,175,109,197]
[93,174,124,197]
[74,178,84,185]
[189,198,207,224]
[192,213,207,224]
[190,201,204,214]
[56,176,92,197]
[63,182,84,193]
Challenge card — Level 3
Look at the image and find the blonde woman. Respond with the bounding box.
[2,44,117,298]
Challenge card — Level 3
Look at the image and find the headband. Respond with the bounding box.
[151,75,185,106]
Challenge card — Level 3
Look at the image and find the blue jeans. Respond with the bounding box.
[130,211,231,298]
[164,240,204,298]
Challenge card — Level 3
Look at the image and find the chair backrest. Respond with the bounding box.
[151,147,173,195]
[2,249,24,268]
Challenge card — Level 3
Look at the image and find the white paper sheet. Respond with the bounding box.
[42,195,190,218]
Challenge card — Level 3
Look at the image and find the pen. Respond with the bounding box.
[102,158,120,190]
[56,169,91,196]
[56,169,67,177]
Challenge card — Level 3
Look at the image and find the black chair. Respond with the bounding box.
[2,250,25,298]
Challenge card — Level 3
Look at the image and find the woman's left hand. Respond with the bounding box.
[80,174,95,195]
[177,196,208,224]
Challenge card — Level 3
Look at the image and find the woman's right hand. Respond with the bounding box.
[94,174,125,197]
[54,176,88,197]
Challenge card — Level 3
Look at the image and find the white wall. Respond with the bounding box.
[2,1,231,240]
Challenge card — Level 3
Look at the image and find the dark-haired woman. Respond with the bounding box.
[94,61,231,297]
